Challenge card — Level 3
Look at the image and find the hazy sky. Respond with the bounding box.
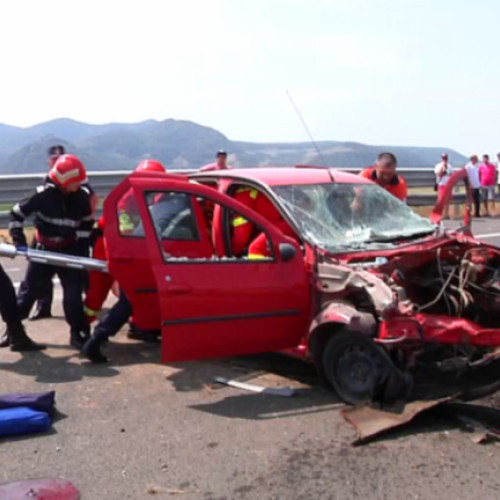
[0,0,498,155]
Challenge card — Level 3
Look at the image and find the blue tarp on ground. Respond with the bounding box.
[0,406,51,437]
[0,390,55,413]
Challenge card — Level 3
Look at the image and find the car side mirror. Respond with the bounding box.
[279,243,296,262]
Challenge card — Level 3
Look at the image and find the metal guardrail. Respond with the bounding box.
[0,167,445,229]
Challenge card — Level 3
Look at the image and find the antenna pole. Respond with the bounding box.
[286,90,327,167]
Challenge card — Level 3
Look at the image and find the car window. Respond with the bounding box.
[145,191,199,241]
[144,190,274,263]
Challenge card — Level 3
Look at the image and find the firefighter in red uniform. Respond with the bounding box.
[230,187,298,259]
[83,160,166,329]
[231,186,259,256]
[248,194,297,258]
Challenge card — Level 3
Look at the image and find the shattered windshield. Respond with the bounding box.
[272,183,436,252]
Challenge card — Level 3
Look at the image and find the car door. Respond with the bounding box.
[430,168,472,230]
[109,174,311,363]
[102,172,193,331]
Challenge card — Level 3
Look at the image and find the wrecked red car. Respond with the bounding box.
[96,166,500,403]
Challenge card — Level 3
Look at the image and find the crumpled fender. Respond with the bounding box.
[309,301,376,337]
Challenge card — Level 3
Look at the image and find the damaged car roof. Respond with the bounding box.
[190,166,372,186]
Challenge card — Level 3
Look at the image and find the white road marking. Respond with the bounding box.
[474,232,500,239]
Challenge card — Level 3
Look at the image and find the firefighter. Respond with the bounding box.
[17,145,98,321]
[17,145,66,320]
[83,160,166,337]
[9,154,94,349]
[0,264,45,351]
[83,215,114,325]
[231,186,259,256]
[247,194,297,259]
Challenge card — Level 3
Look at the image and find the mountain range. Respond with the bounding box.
[0,118,468,173]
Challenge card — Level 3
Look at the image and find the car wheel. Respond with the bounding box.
[322,331,394,405]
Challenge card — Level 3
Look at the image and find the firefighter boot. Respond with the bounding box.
[82,330,109,364]
[9,323,46,352]
[70,325,91,350]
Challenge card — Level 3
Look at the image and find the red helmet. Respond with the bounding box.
[49,154,87,189]
[135,159,166,173]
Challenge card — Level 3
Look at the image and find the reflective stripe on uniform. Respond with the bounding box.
[236,187,258,199]
[8,221,23,229]
[35,212,81,227]
[119,212,135,232]
[232,216,249,227]
[248,253,268,260]
[76,230,92,238]
[12,204,25,218]
[83,305,100,317]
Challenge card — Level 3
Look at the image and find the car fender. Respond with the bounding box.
[308,301,377,361]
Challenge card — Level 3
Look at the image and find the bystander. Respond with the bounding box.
[466,155,481,217]
[479,154,497,216]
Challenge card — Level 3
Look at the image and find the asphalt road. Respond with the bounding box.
[1,218,500,499]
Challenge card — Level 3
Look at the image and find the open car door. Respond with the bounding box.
[430,168,473,233]
[105,173,311,363]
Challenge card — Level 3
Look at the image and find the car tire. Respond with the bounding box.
[322,330,397,405]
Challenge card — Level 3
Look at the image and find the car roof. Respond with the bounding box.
[190,166,372,186]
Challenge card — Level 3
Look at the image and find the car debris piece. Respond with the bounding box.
[344,397,500,445]
[342,397,452,444]
[0,478,80,499]
[214,377,295,397]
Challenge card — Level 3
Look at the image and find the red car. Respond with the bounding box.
[101,165,500,404]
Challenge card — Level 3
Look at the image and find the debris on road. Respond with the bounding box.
[214,376,295,397]
[147,485,185,495]
[342,397,452,444]
[0,478,80,499]
[343,397,500,446]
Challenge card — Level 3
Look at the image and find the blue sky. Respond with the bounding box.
[0,0,498,156]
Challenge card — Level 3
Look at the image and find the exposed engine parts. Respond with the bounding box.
[394,246,500,328]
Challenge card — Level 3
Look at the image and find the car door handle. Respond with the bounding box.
[168,285,192,295]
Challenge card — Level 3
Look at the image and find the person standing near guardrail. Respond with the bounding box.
[434,153,454,219]
[465,155,481,217]
[496,152,500,197]
[479,154,497,217]
[9,155,94,349]
[199,150,233,172]
[358,152,407,201]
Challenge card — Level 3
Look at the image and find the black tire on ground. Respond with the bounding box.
[322,330,396,405]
